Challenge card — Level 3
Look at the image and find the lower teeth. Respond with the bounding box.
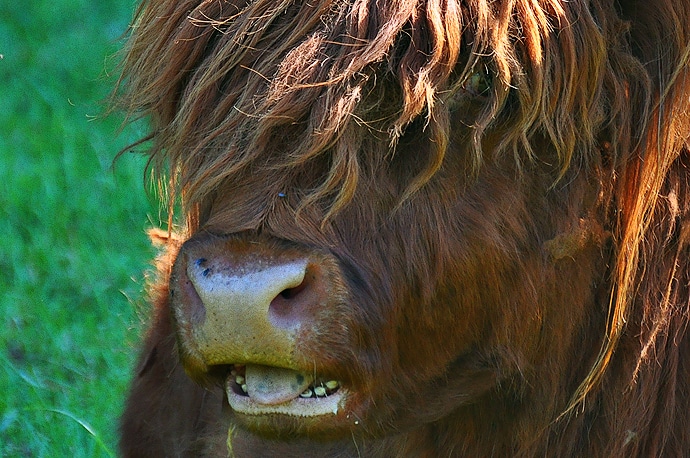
[229,367,340,399]
[314,386,327,397]
[300,381,339,398]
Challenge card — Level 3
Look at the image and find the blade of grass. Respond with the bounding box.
[41,409,116,458]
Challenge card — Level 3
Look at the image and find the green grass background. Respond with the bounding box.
[1,1,159,455]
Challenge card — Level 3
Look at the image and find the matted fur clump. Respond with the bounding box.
[118,0,690,456]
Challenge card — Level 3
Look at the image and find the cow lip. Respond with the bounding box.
[226,387,346,417]
[225,365,346,417]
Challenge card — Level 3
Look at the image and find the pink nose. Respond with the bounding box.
[170,236,329,373]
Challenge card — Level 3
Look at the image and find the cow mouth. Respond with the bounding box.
[225,364,346,417]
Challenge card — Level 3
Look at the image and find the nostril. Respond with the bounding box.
[168,258,208,338]
[279,281,307,300]
[269,267,321,329]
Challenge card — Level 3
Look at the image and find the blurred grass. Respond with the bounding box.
[0,0,159,456]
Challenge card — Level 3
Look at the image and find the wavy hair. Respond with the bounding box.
[117,0,690,454]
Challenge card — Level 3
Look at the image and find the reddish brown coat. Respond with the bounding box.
[117,0,690,456]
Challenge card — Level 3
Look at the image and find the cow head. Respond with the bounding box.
[118,0,690,455]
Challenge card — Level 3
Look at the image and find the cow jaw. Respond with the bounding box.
[226,364,346,417]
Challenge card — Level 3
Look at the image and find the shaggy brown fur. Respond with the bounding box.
[118,0,690,456]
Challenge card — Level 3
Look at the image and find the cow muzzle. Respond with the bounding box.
[169,234,348,418]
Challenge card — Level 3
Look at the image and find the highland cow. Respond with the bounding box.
[117,0,690,456]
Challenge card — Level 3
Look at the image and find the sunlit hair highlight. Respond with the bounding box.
[116,0,690,431]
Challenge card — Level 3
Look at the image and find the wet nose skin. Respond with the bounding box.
[170,237,324,374]
[190,257,307,367]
